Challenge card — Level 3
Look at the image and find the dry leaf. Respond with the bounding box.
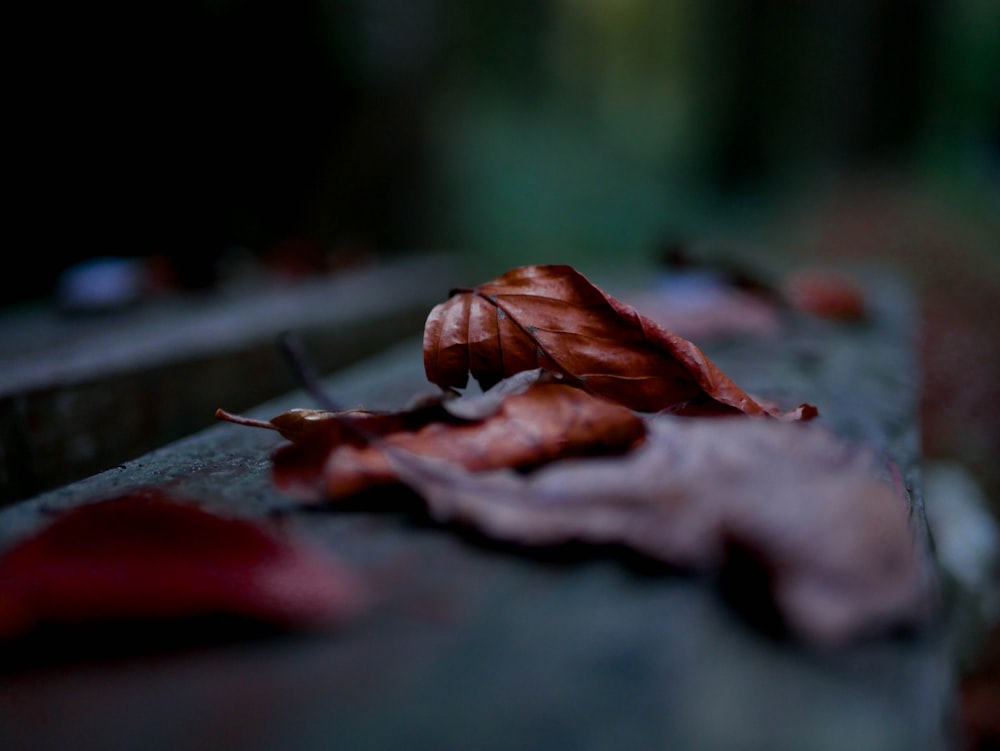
[218,371,645,502]
[383,416,932,646]
[423,264,816,418]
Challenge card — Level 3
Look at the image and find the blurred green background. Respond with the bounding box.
[424,0,1000,274]
[11,0,999,292]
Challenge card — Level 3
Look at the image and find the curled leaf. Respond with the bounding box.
[423,264,815,418]
[384,417,932,646]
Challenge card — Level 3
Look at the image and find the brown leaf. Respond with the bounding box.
[423,264,816,418]
[213,370,556,448]
[218,372,645,502]
[384,416,932,646]
[0,488,366,645]
[216,403,444,446]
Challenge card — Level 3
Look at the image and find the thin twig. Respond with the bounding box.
[277,330,341,411]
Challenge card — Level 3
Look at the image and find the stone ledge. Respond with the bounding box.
[0,253,467,504]
[0,270,949,751]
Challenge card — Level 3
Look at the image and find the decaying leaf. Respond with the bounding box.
[0,488,366,643]
[382,416,932,646]
[423,264,816,419]
[218,370,645,502]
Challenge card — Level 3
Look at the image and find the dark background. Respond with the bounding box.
[8,0,998,301]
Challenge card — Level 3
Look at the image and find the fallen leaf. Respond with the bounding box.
[217,370,645,502]
[278,378,645,501]
[0,488,366,644]
[423,264,816,418]
[383,416,932,646]
[216,403,442,446]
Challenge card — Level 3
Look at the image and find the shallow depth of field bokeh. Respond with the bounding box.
[11,1,1000,501]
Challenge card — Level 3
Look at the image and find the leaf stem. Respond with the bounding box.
[214,409,279,430]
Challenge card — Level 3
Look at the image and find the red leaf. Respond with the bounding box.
[0,488,366,642]
[423,264,816,418]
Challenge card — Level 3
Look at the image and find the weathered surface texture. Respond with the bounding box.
[0,271,949,751]
[0,254,464,504]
